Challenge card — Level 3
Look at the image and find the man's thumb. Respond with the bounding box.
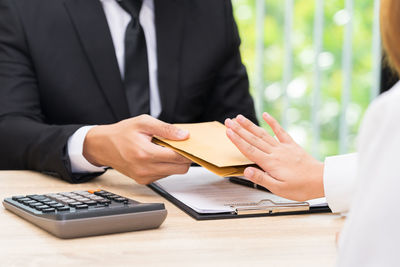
[138,116,190,140]
[153,123,189,140]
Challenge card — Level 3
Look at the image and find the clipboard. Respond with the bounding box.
[149,184,330,220]
[148,167,331,221]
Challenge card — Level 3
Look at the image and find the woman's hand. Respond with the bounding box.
[225,113,325,201]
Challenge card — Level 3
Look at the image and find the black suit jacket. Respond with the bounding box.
[0,0,257,182]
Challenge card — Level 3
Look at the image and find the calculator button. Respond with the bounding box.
[50,203,64,208]
[98,199,111,205]
[56,206,70,212]
[94,190,107,196]
[11,196,25,201]
[87,189,101,194]
[31,195,47,201]
[42,208,56,213]
[22,200,37,205]
[62,199,76,204]
[114,197,128,203]
[84,200,97,206]
[46,195,62,200]
[62,193,77,198]
[35,205,50,211]
[72,191,88,195]
[68,202,83,207]
[75,204,88,209]
[90,196,104,201]
[77,194,91,198]
[74,198,90,202]
[46,201,59,205]
[17,198,31,203]
[29,203,43,208]
[41,198,52,203]
[45,193,60,198]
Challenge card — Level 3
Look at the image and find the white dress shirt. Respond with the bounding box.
[337,82,400,266]
[67,0,161,173]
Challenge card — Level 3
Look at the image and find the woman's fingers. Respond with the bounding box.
[244,167,281,193]
[225,118,273,154]
[236,114,278,146]
[262,112,293,143]
[226,128,271,165]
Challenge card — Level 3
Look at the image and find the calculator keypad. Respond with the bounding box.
[4,189,167,238]
[11,190,130,214]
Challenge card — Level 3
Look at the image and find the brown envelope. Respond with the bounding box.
[152,121,256,177]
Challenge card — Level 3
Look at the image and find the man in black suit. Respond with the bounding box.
[0,0,257,184]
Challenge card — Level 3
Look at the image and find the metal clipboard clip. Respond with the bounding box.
[229,199,310,215]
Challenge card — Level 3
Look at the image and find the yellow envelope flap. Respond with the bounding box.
[153,138,252,177]
[154,121,254,168]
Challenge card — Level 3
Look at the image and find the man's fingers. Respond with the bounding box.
[235,114,278,146]
[262,112,293,143]
[136,115,189,141]
[155,162,191,176]
[148,142,192,164]
[225,118,272,154]
[226,128,271,166]
[133,162,191,185]
[244,167,281,193]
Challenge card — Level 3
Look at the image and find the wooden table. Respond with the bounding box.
[0,170,344,266]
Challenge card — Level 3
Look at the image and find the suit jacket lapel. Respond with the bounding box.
[154,0,184,122]
[64,0,130,121]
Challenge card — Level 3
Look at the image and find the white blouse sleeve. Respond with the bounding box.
[323,153,358,213]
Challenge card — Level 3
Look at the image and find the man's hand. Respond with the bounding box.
[83,115,192,184]
[225,113,325,201]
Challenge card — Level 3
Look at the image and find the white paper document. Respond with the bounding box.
[153,167,327,214]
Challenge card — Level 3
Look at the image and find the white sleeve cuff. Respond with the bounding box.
[67,126,106,173]
[323,153,358,214]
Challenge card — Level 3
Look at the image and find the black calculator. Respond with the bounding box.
[2,189,167,239]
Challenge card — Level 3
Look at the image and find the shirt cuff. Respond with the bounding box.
[67,126,106,173]
[323,153,358,214]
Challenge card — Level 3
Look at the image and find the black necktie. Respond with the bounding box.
[117,0,150,116]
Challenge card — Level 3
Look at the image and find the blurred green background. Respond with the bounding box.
[232,0,376,159]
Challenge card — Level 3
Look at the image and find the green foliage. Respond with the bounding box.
[232,0,376,158]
